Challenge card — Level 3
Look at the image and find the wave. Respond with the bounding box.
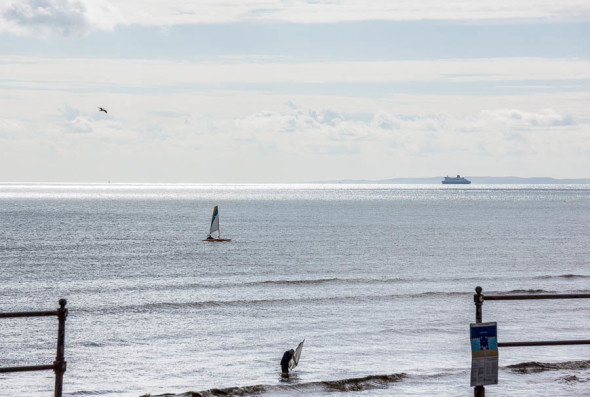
[252,278,344,286]
[81,341,103,347]
[25,273,590,297]
[561,375,587,383]
[54,277,409,295]
[506,360,590,374]
[308,373,407,392]
[152,373,407,397]
[46,273,561,297]
[504,289,555,294]
[79,291,471,314]
[534,274,590,280]
[80,296,367,314]
[412,291,471,298]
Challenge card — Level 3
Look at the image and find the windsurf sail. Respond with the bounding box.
[204,205,231,242]
[209,205,220,237]
[289,340,304,370]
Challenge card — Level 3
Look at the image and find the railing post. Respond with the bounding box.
[474,286,483,324]
[53,299,68,397]
[474,286,484,397]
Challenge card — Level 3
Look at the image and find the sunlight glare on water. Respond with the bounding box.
[1,184,589,397]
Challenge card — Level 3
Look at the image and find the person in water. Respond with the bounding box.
[280,349,295,378]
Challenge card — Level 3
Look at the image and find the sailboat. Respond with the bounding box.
[203,205,231,242]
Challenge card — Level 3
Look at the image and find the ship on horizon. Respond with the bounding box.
[442,175,471,184]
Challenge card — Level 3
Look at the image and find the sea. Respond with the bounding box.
[1,183,589,397]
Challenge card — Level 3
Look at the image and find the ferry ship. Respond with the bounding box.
[442,175,471,184]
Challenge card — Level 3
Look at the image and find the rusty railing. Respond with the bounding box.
[0,299,68,397]
[472,287,590,397]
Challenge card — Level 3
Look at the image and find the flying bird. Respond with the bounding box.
[98,107,108,113]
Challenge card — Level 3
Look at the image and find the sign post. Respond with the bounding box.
[470,322,498,390]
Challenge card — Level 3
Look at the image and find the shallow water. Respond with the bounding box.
[1,184,589,396]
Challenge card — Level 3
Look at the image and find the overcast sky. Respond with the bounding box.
[1,0,589,183]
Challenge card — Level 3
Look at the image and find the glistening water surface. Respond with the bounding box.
[1,184,589,396]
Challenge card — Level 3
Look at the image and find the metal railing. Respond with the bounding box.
[0,299,68,397]
[472,286,590,397]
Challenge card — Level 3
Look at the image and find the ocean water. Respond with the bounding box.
[1,183,589,397]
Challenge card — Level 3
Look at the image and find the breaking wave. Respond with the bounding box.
[507,360,590,374]
[153,373,407,397]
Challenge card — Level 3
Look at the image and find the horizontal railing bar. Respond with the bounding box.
[499,340,590,347]
[0,311,59,318]
[484,293,590,301]
[0,364,55,373]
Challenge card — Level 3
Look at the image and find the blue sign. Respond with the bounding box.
[471,323,498,357]
[470,322,498,386]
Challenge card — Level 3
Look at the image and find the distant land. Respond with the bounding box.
[315,176,590,184]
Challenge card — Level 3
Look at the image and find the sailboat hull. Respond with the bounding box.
[203,238,232,242]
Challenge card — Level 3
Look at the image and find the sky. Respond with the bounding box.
[0,0,589,183]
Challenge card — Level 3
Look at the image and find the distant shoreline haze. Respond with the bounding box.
[1,177,590,184]
[314,177,590,184]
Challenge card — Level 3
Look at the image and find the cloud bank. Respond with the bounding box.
[87,0,590,25]
[1,98,588,182]
[0,0,125,37]
[1,0,589,37]
[3,56,590,87]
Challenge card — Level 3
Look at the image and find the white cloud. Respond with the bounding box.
[0,0,126,37]
[1,101,588,182]
[1,53,588,182]
[1,0,588,37]
[0,117,24,137]
[3,56,590,88]
[60,103,80,120]
[479,109,576,129]
[57,104,133,137]
[85,0,590,25]
[229,106,583,159]
[64,115,94,133]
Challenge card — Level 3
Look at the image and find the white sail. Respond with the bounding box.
[289,340,304,370]
[209,206,220,235]
[204,205,231,242]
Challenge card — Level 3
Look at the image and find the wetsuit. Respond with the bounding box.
[280,350,293,375]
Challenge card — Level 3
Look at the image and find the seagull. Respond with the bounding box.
[98,107,108,114]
